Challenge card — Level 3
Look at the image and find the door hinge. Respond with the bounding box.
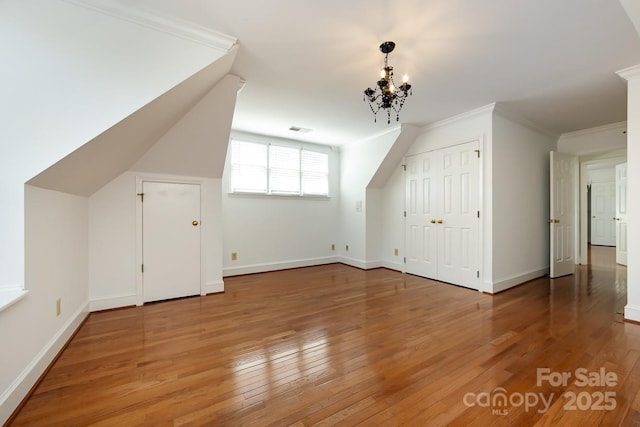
[477,270,480,278]
[402,164,406,171]
[475,149,480,158]
[404,211,407,217]
[477,211,480,218]
[141,264,144,273]
[403,257,406,263]
[137,192,144,202]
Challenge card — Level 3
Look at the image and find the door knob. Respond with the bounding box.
[430,219,436,224]
[192,220,199,226]
[437,219,443,224]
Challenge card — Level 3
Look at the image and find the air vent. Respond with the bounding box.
[289,126,312,133]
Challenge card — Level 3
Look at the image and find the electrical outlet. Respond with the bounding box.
[346,245,349,251]
[394,248,399,256]
[56,298,61,316]
[331,244,335,251]
[231,252,237,261]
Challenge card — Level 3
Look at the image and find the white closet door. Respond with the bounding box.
[405,141,480,289]
[405,153,438,279]
[436,143,480,287]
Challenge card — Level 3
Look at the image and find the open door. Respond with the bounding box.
[615,163,628,266]
[550,151,576,278]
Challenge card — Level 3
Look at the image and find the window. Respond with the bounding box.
[230,140,329,196]
[230,140,267,193]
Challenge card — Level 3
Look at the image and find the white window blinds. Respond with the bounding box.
[230,139,329,197]
[269,145,301,194]
[301,150,329,195]
[230,140,267,193]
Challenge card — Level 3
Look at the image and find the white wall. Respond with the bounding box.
[381,165,406,271]
[205,178,225,292]
[339,127,402,268]
[619,65,640,322]
[0,186,89,423]
[365,188,383,264]
[0,0,226,290]
[222,133,340,276]
[88,173,137,309]
[491,113,556,291]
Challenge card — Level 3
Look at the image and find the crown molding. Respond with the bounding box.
[63,0,237,51]
[617,64,640,81]
[558,121,627,140]
[421,103,496,132]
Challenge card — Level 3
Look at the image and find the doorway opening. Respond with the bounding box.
[578,150,627,266]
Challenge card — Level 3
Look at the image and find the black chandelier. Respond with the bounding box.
[363,41,412,124]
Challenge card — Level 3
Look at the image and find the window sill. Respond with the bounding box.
[0,288,29,313]
[228,192,331,200]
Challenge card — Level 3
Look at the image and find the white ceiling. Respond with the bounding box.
[98,0,640,146]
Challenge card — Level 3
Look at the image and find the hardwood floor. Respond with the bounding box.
[10,247,639,426]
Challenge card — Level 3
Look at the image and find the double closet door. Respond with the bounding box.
[405,141,480,289]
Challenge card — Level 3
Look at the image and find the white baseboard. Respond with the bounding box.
[89,294,137,312]
[338,257,387,270]
[0,301,89,425]
[381,260,404,272]
[337,256,368,269]
[624,304,640,323]
[491,268,548,294]
[204,280,224,294]
[223,256,339,277]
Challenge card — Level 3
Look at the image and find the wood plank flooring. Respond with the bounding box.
[10,246,639,426]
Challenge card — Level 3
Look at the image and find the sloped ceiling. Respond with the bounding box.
[77,0,640,146]
[28,46,238,196]
[132,73,241,178]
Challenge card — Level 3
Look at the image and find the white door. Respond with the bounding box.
[405,152,438,279]
[142,181,201,303]
[615,163,628,265]
[549,151,576,278]
[436,143,480,287]
[590,181,616,246]
[405,141,480,289]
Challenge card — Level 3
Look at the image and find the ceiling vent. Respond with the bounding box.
[289,126,312,133]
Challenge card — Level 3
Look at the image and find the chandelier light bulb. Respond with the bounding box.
[380,69,385,78]
[403,73,409,83]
